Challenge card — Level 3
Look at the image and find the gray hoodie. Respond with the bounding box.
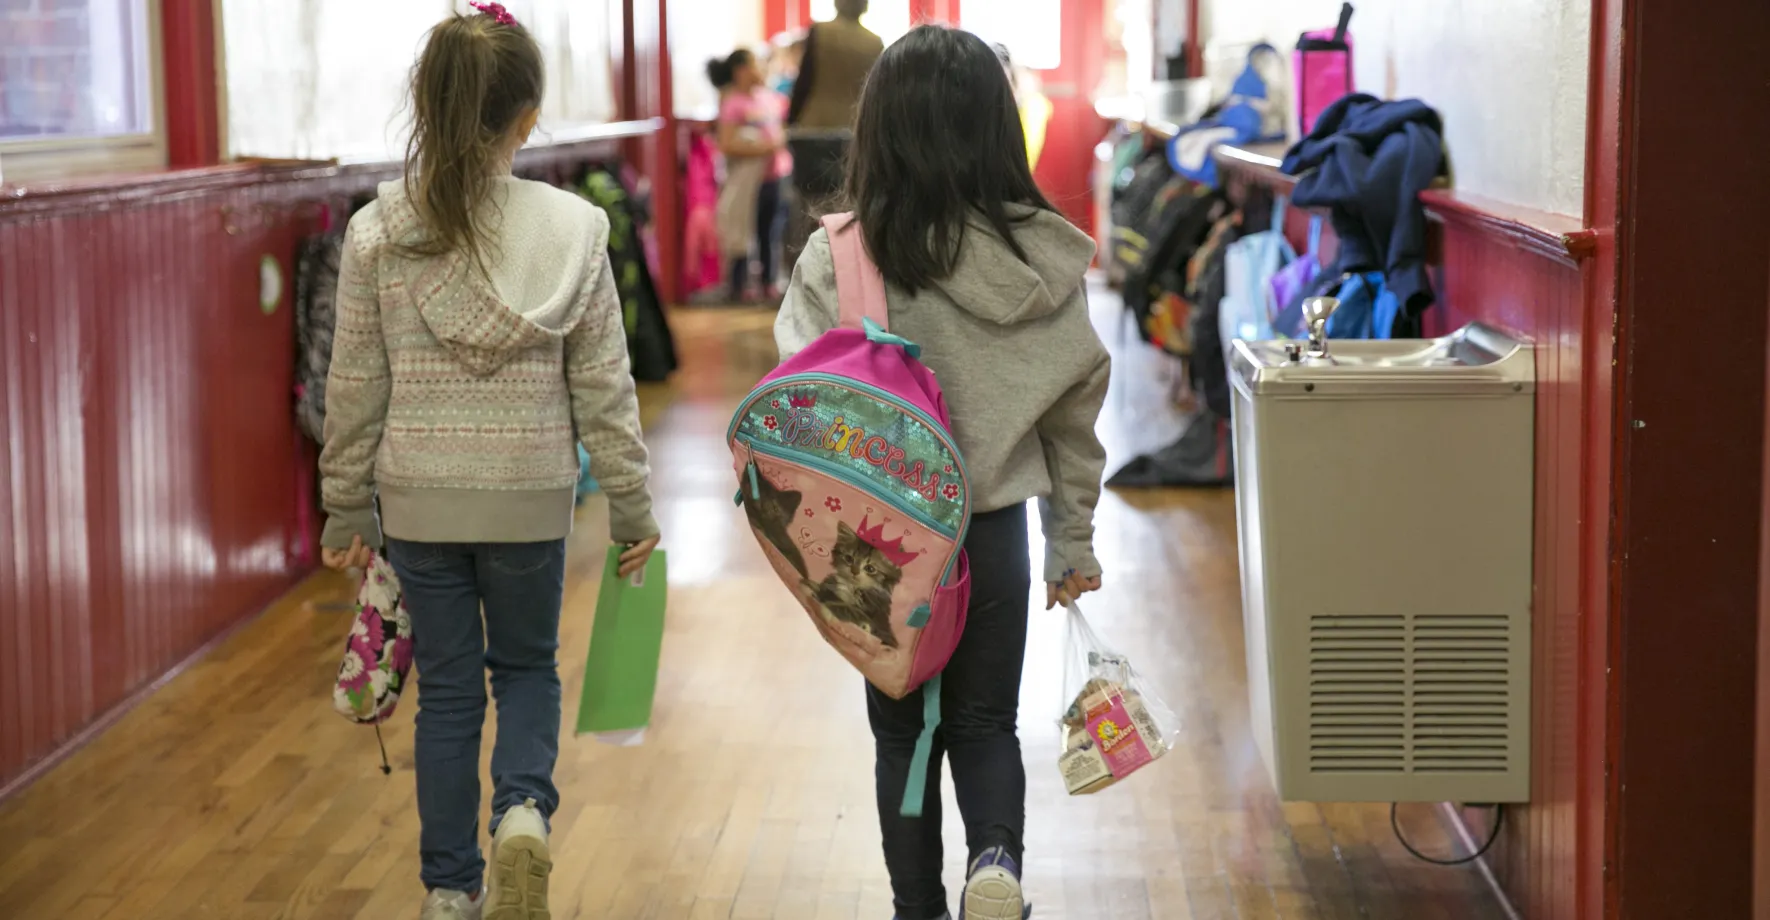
[319,177,657,550]
[775,208,1109,582]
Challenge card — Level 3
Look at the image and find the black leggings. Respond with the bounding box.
[868,504,1032,920]
[730,177,783,298]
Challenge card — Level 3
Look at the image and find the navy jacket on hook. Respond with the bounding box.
[1281,93,1445,326]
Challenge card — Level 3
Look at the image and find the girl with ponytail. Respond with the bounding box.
[708,47,790,302]
[318,5,659,918]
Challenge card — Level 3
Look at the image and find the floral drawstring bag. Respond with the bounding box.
[331,552,413,772]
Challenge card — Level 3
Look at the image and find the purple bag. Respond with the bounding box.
[1293,4,1355,136]
[1268,215,1325,337]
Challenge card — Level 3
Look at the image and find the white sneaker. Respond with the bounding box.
[420,888,485,920]
[487,798,552,920]
[961,847,1027,920]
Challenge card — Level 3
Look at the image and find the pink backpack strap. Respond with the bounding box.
[821,213,890,332]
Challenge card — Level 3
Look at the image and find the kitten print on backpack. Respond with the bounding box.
[742,469,808,578]
[804,520,902,649]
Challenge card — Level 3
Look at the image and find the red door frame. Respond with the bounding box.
[766,0,815,37]
[161,0,221,167]
[910,0,959,23]
[1592,0,1770,916]
[1758,263,1770,918]
[1030,0,1107,236]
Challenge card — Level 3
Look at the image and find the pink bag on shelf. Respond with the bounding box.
[1293,3,1355,137]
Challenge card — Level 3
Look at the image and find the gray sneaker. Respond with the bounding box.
[487,798,552,920]
[420,888,485,920]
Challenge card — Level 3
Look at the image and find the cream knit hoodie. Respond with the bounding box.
[319,176,657,549]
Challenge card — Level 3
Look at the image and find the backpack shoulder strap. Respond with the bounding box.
[820,212,890,332]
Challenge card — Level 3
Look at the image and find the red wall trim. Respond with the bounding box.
[1419,190,1587,270]
[160,0,222,168]
[1581,1,1625,917]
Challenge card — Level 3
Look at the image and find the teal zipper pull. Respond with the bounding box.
[747,460,761,501]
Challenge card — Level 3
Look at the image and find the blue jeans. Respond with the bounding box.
[386,538,568,894]
[868,505,1031,920]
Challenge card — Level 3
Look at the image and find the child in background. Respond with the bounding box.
[318,5,660,919]
[708,48,790,303]
[775,25,1109,920]
[769,31,807,97]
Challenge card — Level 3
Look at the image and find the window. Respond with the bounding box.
[220,0,615,164]
[521,0,617,137]
[0,0,163,183]
[810,0,910,46]
[671,0,765,120]
[963,0,1061,71]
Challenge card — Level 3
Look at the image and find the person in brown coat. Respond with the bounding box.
[782,0,884,273]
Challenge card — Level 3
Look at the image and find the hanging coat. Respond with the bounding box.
[1281,93,1444,332]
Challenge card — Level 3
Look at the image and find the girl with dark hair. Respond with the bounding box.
[708,47,790,302]
[319,5,659,919]
[775,24,1109,920]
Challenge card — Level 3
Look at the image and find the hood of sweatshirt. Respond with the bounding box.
[375,177,608,377]
[928,206,1097,326]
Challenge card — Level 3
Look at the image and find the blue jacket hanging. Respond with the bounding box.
[1281,94,1443,332]
[1167,44,1286,187]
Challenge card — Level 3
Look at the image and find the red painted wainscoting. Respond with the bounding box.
[1423,191,1594,920]
[0,169,319,792]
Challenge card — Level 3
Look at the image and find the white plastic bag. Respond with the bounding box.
[1056,603,1180,795]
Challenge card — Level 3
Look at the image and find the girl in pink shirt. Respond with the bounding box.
[708,49,791,302]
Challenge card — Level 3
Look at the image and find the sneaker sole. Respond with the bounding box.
[487,833,551,920]
[962,866,1024,920]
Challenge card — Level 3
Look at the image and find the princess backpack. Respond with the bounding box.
[729,214,972,817]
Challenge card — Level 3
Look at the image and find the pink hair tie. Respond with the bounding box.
[469,1,516,26]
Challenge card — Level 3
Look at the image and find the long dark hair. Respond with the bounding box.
[706,49,755,90]
[845,26,1055,294]
[399,11,544,276]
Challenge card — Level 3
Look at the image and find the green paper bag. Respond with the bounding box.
[575,547,667,743]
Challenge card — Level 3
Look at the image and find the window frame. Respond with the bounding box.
[0,0,169,185]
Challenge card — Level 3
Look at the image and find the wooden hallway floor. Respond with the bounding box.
[0,296,1508,920]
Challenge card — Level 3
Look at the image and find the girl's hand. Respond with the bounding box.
[617,536,661,578]
[322,536,373,572]
[1046,569,1102,609]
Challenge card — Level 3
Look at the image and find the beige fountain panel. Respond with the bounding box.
[1228,303,1535,804]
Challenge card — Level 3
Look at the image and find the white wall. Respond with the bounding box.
[672,0,767,119]
[1197,0,1590,217]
